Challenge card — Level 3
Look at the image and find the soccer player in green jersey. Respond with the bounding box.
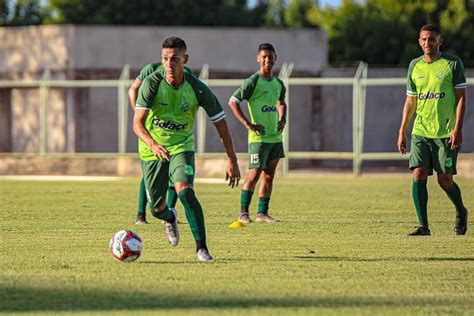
[229,43,287,224]
[128,63,194,225]
[398,24,468,236]
[133,36,241,261]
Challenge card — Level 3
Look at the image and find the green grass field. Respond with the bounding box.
[1,176,473,315]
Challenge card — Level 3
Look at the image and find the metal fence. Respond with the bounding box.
[0,63,472,175]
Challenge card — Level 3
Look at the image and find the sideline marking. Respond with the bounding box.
[0,175,227,183]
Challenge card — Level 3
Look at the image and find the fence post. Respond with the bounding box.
[358,63,368,174]
[280,63,294,176]
[118,64,130,155]
[352,62,365,176]
[39,69,51,156]
[197,64,209,155]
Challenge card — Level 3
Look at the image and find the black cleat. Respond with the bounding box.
[455,209,468,235]
[135,213,149,225]
[408,226,431,236]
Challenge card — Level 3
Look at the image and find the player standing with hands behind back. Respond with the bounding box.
[398,24,469,236]
[229,43,287,224]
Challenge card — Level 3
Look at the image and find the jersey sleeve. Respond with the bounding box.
[277,78,286,101]
[137,64,156,81]
[406,60,417,97]
[136,73,161,109]
[188,76,225,123]
[229,73,259,104]
[452,56,467,89]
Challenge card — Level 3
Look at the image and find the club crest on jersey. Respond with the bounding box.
[436,71,445,79]
[180,101,190,112]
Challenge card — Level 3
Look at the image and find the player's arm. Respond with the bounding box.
[213,119,241,188]
[133,109,170,161]
[128,79,142,110]
[277,99,287,132]
[397,96,417,155]
[450,88,466,149]
[228,99,265,135]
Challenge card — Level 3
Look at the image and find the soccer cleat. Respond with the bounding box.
[135,214,149,225]
[197,248,213,262]
[408,226,431,236]
[238,212,252,224]
[165,208,180,246]
[255,213,276,223]
[455,209,468,235]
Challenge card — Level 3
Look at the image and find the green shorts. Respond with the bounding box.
[409,134,458,175]
[141,151,195,209]
[248,142,285,169]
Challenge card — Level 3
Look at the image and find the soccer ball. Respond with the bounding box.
[109,229,142,262]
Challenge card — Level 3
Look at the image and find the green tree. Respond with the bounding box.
[284,0,316,28]
[1,0,48,26]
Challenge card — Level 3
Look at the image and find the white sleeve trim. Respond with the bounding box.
[455,83,467,89]
[135,103,150,110]
[230,96,241,104]
[406,90,417,96]
[209,111,226,122]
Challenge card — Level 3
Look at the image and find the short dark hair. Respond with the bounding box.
[420,24,441,36]
[258,43,276,54]
[162,36,187,51]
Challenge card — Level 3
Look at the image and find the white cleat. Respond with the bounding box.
[197,249,213,262]
[165,208,179,246]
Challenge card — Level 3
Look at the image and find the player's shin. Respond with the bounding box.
[412,179,428,228]
[150,207,176,223]
[178,188,207,251]
[240,189,254,213]
[445,182,467,217]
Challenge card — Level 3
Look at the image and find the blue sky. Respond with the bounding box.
[248,0,342,8]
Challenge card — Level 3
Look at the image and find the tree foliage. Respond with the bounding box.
[308,0,474,66]
[1,0,473,66]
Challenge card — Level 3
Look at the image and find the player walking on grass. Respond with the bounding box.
[398,24,469,236]
[128,63,194,225]
[133,36,241,261]
[229,43,287,224]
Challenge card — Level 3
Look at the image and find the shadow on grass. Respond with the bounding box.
[294,256,474,262]
[0,285,464,312]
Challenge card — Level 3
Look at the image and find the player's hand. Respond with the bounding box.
[247,124,265,136]
[225,158,241,188]
[277,119,286,132]
[150,143,170,161]
[397,132,407,155]
[449,129,462,150]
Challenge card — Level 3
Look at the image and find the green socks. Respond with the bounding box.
[167,186,178,209]
[179,188,206,245]
[412,179,428,228]
[258,197,270,214]
[150,207,175,223]
[240,190,254,213]
[137,178,147,214]
[445,182,467,218]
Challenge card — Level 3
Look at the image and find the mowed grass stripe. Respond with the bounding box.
[1,177,473,315]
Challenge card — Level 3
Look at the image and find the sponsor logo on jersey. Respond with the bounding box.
[261,105,277,112]
[152,118,188,130]
[418,92,445,100]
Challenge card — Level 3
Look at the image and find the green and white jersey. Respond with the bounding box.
[230,72,286,143]
[136,72,225,160]
[406,53,466,138]
[137,63,194,81]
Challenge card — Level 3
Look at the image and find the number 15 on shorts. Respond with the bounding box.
[250,154,260,164]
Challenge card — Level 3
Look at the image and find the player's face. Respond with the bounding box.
[257,50,277,73]
[418,31,442,57]
[162,48,188,81]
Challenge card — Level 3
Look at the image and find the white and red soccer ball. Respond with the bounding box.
[109,230,142,262]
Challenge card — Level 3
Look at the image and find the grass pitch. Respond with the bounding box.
[1,176,473,315]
